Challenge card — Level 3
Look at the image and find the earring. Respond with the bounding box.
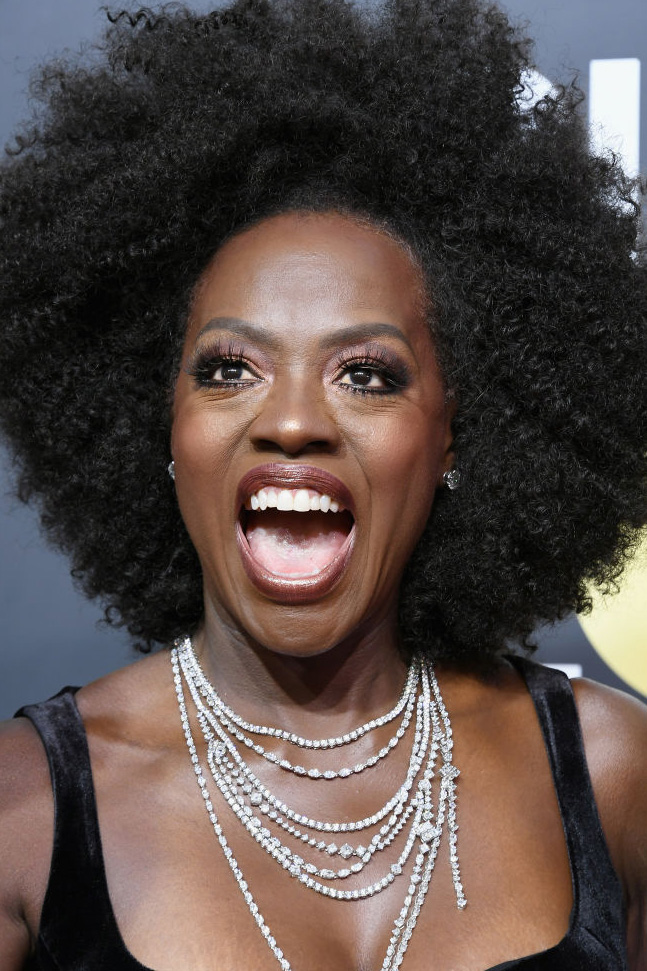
[168,460,176,481]
[443,468,460,491]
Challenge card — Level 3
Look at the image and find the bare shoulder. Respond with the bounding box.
[571,676,647,826]
[571,676,647,958]
[0,714,54,968]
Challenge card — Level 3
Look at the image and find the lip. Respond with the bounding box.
[236,464,356,604]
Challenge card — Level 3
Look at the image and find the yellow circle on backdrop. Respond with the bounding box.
[578,532,647,699]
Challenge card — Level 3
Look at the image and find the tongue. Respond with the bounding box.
[245,510,351,577]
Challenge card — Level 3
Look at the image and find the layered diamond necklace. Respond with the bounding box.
[172,635,466,971]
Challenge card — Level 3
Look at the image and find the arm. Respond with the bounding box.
[0,717,54,969]
[573,678,647,970]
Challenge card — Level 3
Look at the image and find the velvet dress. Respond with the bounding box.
[16,658,628,970]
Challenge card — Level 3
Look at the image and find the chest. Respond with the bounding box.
[91,724,574,971]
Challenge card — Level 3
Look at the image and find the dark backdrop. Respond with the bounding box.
[1,0,646,717]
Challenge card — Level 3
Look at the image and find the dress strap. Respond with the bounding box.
[16,688,126,968]
[509,657,627,963]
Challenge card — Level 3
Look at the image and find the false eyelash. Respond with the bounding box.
[185,340,252,385]
[333,343,411,393]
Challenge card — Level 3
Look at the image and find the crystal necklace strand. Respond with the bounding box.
[180,642,441,896]
[185,648,419,780]
[381,669,466,971]
[171,643,466,971]
[182,649,444,905]
[180,634,417,748]
[180,650,431,883]
[206,744,420,883]
[179,645,430,838]
[203,723,428,897]
[191,680,434,896]
[204,727,424,876]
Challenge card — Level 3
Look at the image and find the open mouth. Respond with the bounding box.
[236,466,356,602]
[243,489,354,578]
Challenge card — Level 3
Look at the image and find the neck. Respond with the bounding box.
[191,606,409,739]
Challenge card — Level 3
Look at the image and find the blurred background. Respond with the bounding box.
[1,0,646,717]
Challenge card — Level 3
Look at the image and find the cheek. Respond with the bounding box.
[172,412,212,477]
[170,403,238,534]
[172,394,236,467]
[367,407,446,504]
[351,401,447,566]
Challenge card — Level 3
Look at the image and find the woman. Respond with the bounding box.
[0,0,646,968]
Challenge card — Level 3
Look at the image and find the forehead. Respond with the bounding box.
[189,211,430,340]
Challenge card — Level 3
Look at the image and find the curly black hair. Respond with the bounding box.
[1,0,646,664]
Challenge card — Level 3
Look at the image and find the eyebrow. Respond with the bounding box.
[317,322,413,353]
[197,317,281,350]
[197,317,413,353]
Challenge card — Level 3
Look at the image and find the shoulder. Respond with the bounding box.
[571,677,647,939]
[0,712,54,967]
[572,674,647,760]
[0,654,175,968]
[572,676,647,837]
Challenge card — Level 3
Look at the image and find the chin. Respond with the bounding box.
[237,598,366,659]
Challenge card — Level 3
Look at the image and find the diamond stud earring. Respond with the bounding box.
[168,460,176,481]
[443,468,461,491]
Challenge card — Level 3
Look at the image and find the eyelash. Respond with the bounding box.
[333,347,410,395]
[186,342,410,394]
[187,343,258,387]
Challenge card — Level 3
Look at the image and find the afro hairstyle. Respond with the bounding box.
[1,0,647,664]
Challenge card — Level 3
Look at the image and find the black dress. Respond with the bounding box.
[16,658,628,970]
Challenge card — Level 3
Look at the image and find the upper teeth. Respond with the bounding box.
[245,488,344,513]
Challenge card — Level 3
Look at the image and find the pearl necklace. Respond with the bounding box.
[171,637,466,971]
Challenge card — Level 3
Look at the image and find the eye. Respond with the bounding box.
[338,366,391,390]
[332,344,411,395]
[187,349,260,387]
[211,360,257,383]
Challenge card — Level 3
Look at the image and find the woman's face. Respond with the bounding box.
[171,211,455,656]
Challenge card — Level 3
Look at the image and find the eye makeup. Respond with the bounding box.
[185,335,413,394]
[186,339,260,387]
[332,342,412,394]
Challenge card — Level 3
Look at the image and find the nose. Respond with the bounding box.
[249,373,341,456]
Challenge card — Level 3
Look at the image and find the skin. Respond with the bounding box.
[171,211,455,717]
[0,212,646,971]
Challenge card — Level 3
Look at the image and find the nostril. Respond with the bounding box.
[248,394,342,455]
[253,438,337,457]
